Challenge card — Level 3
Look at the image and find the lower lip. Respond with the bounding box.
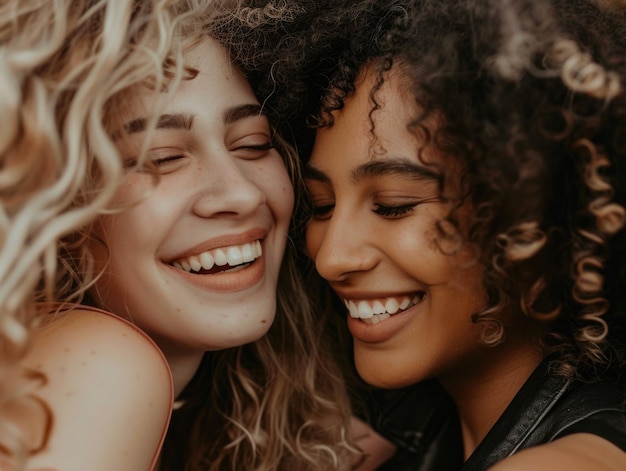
[167,255,266,293]
[347,303,419,344]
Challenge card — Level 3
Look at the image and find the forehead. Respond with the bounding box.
[338,63,416,131]
[310,63,434,167]
[122,38,256,121]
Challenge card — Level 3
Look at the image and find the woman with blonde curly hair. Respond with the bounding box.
[222,0,626,469]
[0,1,360,470]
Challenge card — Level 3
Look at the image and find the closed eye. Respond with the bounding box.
[310,203,335,220]
[123,152,186,174]
[374,196,442,218]
[152,154,185,166]
[373,203,417,218]
[238,143,274,151]
[232,141,275,160]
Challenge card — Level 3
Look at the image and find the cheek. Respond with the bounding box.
[260,160,295,223]
[97,191,173,263]
[108,172,156,210]
[96,214,143,269]
[394,217,463,282]
[279,181,295,221]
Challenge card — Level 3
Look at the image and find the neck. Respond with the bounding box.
[169,353,205,398]
[439,341,542,460]
[154,341,205,398]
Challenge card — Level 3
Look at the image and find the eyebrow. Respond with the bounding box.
[123,103,264,135]
[304,157,442,185]
[224,103,264,124]
[124,113,194,134]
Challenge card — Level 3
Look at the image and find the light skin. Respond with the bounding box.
[304,63,626,469]
[90,38,293,397]
[24,309,172,471]
[21,38,292,471]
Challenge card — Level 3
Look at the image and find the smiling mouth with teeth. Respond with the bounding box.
[344,293,425,324]
[171,240,262,275]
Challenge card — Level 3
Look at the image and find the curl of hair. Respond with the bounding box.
[224,0,626,381]
[0,0,199,466]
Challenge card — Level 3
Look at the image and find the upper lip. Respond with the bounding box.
[165,228,267,262]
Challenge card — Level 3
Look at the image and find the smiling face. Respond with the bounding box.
[89,39,293,364]
[305,64,489,389]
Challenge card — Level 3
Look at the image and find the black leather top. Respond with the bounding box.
[462,361,626,470]
[371,379,463,471]
[371,361,626,470]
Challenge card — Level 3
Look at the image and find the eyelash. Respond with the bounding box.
[152,154,184,166]
[126,142,272,171]
[309,202,419,220]
[236,143,274,151]
[122,154,184,169]
[310,204,334,218]
[373,203,417,217]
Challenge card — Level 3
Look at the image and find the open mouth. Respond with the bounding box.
[170,240,262,275]
[343,293,426,325]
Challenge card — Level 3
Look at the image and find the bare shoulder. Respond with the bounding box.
[22,307,173,471]
[488,434,626,471]
[26,307,172,395]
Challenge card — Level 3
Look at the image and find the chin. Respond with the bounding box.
[358,371,413,389]
[354,351,419,389]
[223,311,276,348]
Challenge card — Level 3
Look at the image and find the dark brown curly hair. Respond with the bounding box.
[217,0,626,382]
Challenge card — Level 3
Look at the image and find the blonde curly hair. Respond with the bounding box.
[0,0,355,469]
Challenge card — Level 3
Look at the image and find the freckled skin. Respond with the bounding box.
[88,38,294,395]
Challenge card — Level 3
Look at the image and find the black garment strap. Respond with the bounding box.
[462,361,626,470]
[462,361,570,470]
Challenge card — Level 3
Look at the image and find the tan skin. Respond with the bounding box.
[304,63,626,469]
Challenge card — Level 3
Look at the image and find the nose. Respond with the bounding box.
[191,154,265,219]
[307,209,378,283]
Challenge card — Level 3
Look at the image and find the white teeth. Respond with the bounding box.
[213,249,228,266]
[226,246,243,265]
[172,240,263,273]
[241,243,255,263]
[200,252,214,270]
[372,301,386,315]
[385,298,400,314]
[362,313,391,325]
[189,257,202,272]
[348,300,359,318]
[344,295,424,323]
[357,301,374,319]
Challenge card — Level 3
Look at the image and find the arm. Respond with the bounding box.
[21,308,172,471]
[350,416,397,471]
[488,434,626,471]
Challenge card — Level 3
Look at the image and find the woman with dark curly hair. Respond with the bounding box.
[219,0,626,469]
